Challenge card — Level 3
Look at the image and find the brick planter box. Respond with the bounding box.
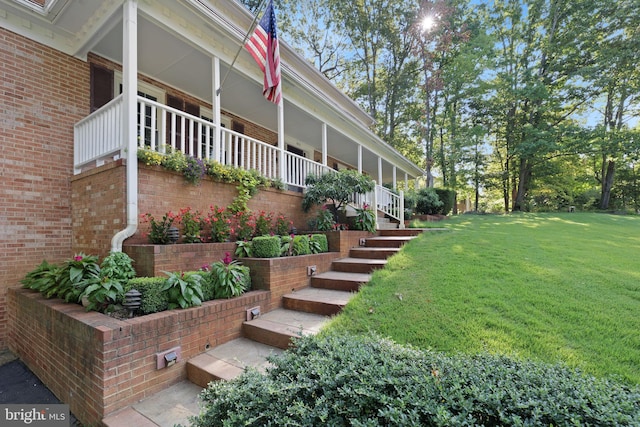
[7,231,372,425]
[323,230,374,257]
[124,242,237,277]
[8,287,269,426]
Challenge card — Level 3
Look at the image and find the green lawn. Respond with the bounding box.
[326,213,640,384]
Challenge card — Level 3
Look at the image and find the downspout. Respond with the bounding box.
[111,0,139,253]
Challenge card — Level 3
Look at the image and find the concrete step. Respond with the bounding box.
[310,271,371,292]
[365,235,416,248]
[283,287,354,316]
[187,338,283,387]
[376,221,399,230]
[242,309,328,350]
[331,257,387,274]
[349,246,400,259]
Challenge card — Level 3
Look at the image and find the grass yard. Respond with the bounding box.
[326,212,640,384]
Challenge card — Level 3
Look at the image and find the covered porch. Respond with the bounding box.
[69,0,422,232]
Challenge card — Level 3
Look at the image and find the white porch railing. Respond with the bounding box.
[74,95,334,186]
[74,94,124,173]
[350,184,405,229]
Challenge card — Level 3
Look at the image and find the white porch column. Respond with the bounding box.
[278,100,286,181]
[404,172,409,191]
[357,145,362,174]
[321,123,327,167]
[111,0,138,252]
[212,56,221,162]
[377,156,383,186]
[392,166,397,190]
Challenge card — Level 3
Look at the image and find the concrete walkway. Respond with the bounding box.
[104,338,284,427]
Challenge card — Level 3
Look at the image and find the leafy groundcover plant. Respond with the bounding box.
[188,333,640,427]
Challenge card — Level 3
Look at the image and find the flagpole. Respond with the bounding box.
[216,0,267,96]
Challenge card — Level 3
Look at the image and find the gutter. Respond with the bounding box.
[111,0,138,253]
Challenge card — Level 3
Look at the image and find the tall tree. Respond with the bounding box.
[586,0,640,209]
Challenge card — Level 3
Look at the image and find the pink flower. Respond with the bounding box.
[222,252,233,265]
[74,255,83,262]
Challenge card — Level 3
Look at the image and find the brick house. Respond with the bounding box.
[0,0,422,388]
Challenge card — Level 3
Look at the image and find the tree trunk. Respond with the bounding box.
[600,160,616,210]
[513,158,531,211]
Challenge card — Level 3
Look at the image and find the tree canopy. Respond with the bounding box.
[239,0,640,212]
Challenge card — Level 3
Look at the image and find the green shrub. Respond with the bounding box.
[435,188,456,215]
[315,206,336,231]
[310,234,328,253]
[415,187,443,215]
[56,253,101,303]
[191,333,640,427]
[292,235,310,256]
[251,235,281,258]
[100,252,136,285]
[189,271,215,301]
[80,278,123,313]
[209,253,251,299]
[21,260,61,299]
[162,271,204,309]
[279,235,293,256]
[124,277,169,314]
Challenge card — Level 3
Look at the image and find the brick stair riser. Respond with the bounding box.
[242,323,295,350]
[349,249,398,259]
[282,297,344,316]
[310,277,364,292]
[365,239,406,248]
[332,262,384,274]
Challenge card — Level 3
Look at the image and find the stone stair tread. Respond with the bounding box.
[283,287,354,306]
[367,235,417,241]
[250,309,329,335]
[351,246,401,252]
[204,338,283,371]
[313,270,372,282]
[333,257,387,265]
[349,247,399,259]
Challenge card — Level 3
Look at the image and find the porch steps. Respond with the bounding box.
[331,257,387,274]
[309,271,371,292]
[176,229,423,426]
[242,309,330,350]
[364,235,417,248]
[377,216,399,230]
[282,287,355,315]
[349,246,401,259]
[187,338,283,388]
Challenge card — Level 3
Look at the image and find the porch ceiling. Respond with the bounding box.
[90,15,406,182]
[0,0,422,183]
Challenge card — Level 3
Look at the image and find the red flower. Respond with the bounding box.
[74,255,83,262]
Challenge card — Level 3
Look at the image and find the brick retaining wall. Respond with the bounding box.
[8,287,269,426]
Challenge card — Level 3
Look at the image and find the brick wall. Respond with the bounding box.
[124,242,237,277]
[243,253,337,312]
[0,28,89,349]
[8,287,269,426]
[71,161,318,251]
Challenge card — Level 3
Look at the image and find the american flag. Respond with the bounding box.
[245,0,282,105]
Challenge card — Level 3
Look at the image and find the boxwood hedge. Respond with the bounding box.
[189,333,639,427]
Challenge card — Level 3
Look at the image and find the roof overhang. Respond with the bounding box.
[0,0,424,181]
